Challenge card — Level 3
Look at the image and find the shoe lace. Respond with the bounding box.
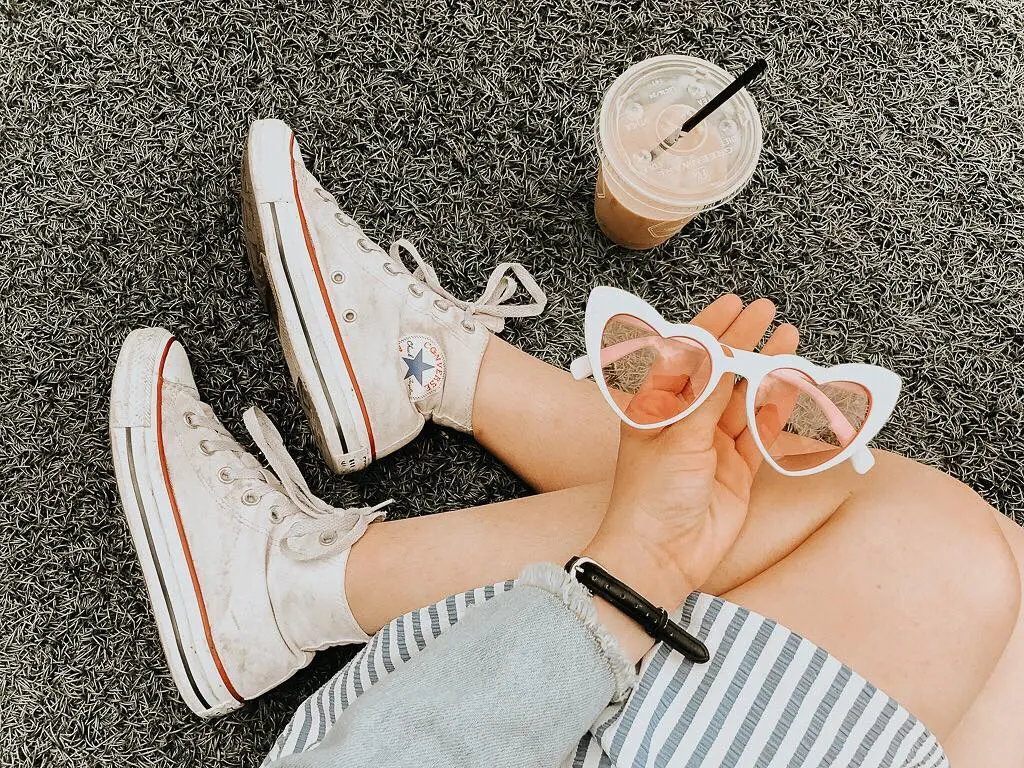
[388,238,547,333]
[196,405,391,561]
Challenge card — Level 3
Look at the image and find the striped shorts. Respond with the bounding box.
[263,581,948,767]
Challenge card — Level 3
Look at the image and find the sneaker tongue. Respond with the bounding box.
[278,502,390,561]
[390,238,548,334]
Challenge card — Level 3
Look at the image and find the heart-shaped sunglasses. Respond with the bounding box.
[570,287,902,476]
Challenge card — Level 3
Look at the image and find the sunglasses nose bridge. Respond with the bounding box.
[718,347,754,380]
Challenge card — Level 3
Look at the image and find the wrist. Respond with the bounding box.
[581,531,697,609]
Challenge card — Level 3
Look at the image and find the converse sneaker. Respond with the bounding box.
[109,327,389,717]
[240,119,546,473]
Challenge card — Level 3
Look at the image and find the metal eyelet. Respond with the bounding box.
[199,439,212,455]
[315,187,333,202]
[331,270,345,284]
[357,238,374,253]
[319,530,338,546]
[183,411,199,428]
[334,212,353,228]
[218,468,233,484]
[408,284,424,298]
[461,319,476,332]
[241,490,260,506]
[269,506,283,523]
[433,299,451,312]
[383,262,401,275]
[343,309,357,323]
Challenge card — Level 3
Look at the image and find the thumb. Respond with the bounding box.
[623,388,688,427]
[621,377,734,448]
[618,388,683,446]
[670,377,734,438]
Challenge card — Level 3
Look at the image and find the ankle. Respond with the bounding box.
[468,336,516,444]
[341,525,393,635]
[268,545,370,651]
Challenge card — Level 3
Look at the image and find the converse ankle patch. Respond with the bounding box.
[399,333,445,402]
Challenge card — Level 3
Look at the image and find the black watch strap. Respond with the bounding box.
[565,556,710,664]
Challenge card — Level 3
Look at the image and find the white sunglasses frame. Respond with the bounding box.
[569,286,903,476]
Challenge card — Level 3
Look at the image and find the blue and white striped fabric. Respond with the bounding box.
[263,581,947,767]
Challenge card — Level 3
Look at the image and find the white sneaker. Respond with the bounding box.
[240,119,546,473]
[109,328,389,717]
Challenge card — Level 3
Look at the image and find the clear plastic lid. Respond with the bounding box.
[597,55,763,216]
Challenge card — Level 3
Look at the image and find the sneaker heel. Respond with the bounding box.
[295,378,363,473]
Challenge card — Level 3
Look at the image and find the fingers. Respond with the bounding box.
[718,297,777,352]
[621,296,796,459]
[624,388,690,426]
[747,324,801,433]
[759,322,799,356]
[689,293,743,337]
[713,427,757,502]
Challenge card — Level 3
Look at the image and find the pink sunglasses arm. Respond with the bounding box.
[593,339,858,444]
[768,369,857,444]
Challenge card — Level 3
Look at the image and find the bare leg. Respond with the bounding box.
[472,338,622,491]
[348,450,1019,745]
[943,514,1024,766]
[345,299,1021,748]
[719,451,1019,743]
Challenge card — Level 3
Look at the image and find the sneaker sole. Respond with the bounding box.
[109,328,243,718]
[241,119,373,474]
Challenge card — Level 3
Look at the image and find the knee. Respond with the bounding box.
[866,451,1020,644]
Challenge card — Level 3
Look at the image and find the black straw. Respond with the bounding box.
[654,58,767,156]
[682,58,766,133]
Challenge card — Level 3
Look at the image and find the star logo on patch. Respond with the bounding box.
[402,348,436,385]
[397,333,445,402]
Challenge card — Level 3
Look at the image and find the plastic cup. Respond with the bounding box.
[594,55,764,250]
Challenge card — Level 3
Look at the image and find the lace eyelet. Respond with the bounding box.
[315,187,333,202]
[269,506,283,523]
[383,262,401,275]
[357,238,374,253]
[331,270,345,284]
[343,309,357,323]
[334,212,353,228]
[218,468,233,484]
[408,284,424,298]
[183,411,199,428]
[433,299,451,312]
[461,320,476,332]
[241,490,260,506]
[199,439,212,456]
[319,530,338,546]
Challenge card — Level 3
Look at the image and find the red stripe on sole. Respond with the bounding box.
[155,336,244,705]
[288,133,376,461]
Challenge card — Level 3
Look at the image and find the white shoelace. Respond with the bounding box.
[388,238,547,333]
[196,405,391,561]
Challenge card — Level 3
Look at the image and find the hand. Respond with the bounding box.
[584,296,799,612]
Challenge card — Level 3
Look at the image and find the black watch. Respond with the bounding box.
[565,556,710,664]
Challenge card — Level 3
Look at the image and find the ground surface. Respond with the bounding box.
[2,1,1023,765]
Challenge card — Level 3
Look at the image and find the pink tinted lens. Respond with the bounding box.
[599,314,714,425]
[755,370,871,471]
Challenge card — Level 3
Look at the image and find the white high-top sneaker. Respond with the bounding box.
[109,328,390,717]
[240,119,546,473]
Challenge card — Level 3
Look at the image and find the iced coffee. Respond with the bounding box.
[594,56,763,250]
